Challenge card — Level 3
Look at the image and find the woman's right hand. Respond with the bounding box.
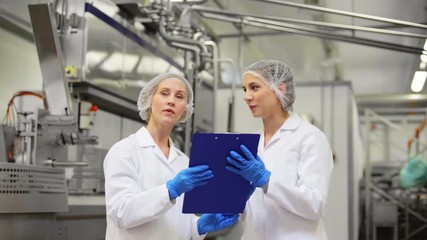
[166,165,213,199]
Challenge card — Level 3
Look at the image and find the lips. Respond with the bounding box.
[249,105,257,111]
[163,109,175,114]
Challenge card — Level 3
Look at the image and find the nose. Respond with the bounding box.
[243,91,253,102]
[167,96,176,106]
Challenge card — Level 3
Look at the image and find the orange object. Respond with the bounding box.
[90,105,99,112]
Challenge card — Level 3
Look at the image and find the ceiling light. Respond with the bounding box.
[100,52,140,73]
[137,56,171,75]
[91,0,119,17]
[86,51,108,68]
[411,71,427,92]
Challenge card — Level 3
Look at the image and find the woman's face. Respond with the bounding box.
[149,78,188,126]
[243,73,283,118]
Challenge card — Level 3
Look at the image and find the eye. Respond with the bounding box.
[242,87,247,92]
[160,90,169,96]
[250,85,259,91]
[176,93,185,100]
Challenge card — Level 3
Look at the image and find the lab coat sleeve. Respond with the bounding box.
[104,142,174,229]
[265,129,333,221]
[190,215,206,240]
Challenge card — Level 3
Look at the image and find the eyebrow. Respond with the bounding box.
[176,89,186,95]
[246,82,259,88]
[158,87,185,93]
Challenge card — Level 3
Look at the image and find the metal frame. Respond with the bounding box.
[28,3,74,116]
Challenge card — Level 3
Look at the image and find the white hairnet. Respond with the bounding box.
[243,60,295,111]
[137,73,194,123]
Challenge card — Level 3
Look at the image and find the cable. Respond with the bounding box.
[2,91,47,127]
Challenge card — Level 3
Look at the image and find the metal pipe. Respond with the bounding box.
[184,52,195,155]
[176,7,210,54]
[158,15,209,70]
[204,41,218,131]
[364,108,372,240]
[244,17,423,55]
[92,78,146,89]
[42,160,89,167]
[247,16,427,39]
[256,0,427,30]
[218,58,240,132]
[171,0,208,4]
[170,41,201,68]
[212,0,250,41]
[192,5,427,39]
[201,13,423,55]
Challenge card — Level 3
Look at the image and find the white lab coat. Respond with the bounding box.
[104,126,204,240]
[241,112,334,240]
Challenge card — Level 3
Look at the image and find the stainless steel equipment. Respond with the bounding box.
[0,125,15,163]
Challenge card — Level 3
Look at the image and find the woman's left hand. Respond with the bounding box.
[226,144,271,187]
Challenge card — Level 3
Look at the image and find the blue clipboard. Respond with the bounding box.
[182,132,260,214]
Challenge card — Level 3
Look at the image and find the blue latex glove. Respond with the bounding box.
[226,144,271,187]
[197,213,239,235]
[166,165,213,199]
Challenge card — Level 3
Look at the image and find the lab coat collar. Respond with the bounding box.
[260,112,303,149]
[135,126,180,162]
[280,112,302,131]
[136,127,156,147]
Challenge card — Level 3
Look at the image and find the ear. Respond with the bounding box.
[180,108,187,122]
[277,82,287,94]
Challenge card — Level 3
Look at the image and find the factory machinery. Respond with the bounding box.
[0,0,222,239]
[2,0,427,239]
[360,108,427,240]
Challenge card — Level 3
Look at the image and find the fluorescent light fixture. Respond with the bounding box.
[100,52,140,73]
[421,54,427,62]
[86,51,108,68]
[424,39,427,50]
[92,0,119,17]
[411,71,427,92]
[137,56,171,75]
[421,62,427,70]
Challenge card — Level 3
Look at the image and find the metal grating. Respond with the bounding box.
[0,163,68,213]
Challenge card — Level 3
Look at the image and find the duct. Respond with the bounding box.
[256,0,427,30]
